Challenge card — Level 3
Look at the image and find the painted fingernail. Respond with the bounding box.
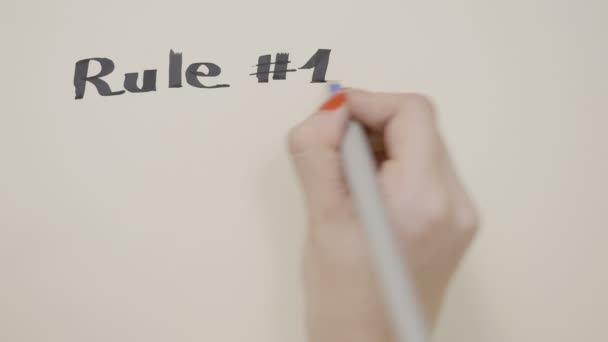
[319,92,347,111]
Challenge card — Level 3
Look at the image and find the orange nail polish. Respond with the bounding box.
[320,92,346,111]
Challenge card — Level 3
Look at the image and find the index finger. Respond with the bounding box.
[344,89,440,161]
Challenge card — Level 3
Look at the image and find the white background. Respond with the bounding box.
[1,1,607,341]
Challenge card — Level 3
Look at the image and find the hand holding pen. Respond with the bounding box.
[288,88,479,342]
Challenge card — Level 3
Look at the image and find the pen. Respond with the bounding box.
[330,83,428,342]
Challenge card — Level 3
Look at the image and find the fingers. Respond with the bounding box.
[288,89,443,221]
[345,90,439,162]
[288,94,350,220]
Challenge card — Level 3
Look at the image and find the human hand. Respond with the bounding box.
[288,89,479,342]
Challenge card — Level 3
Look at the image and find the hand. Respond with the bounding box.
[288,89,479,342]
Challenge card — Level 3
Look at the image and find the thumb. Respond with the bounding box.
[288,92,350,221]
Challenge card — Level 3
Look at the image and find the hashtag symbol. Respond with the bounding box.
[250,53,298,83]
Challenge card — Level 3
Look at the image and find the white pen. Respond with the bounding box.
[329,82,428,342]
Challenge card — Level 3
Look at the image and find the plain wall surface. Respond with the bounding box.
[1,1,607,341]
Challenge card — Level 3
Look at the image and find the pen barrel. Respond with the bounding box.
[341,120,428,342]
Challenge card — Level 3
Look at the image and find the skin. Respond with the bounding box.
[287,89,480,342]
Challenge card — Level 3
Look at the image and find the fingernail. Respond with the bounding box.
[319,92,346,111]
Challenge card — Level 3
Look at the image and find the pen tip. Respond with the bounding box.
[329,82,342,94]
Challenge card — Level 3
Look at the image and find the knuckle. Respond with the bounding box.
[453,202,480,236]
[415,181,451,225]
[392,182,456,250]
[407,93,435,111]
[419,191,450,228]
[287,122,314,155]
[399,182,450,232]
[400,93,437,122]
